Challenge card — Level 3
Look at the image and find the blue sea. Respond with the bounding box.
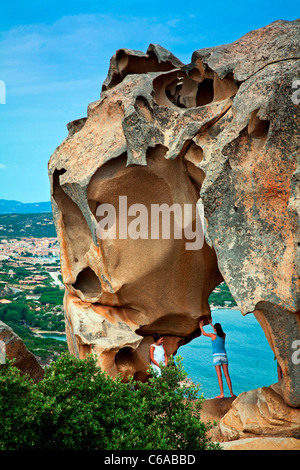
[179,308,278,399]
[44,308,278,399]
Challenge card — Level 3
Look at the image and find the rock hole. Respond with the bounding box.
[196,79,214,106]
[72,267,102,298]
[52,169,92,266]
[103,48,183,90]
[183,142,205,190]
[135,96,154,121]
[115,346,132,363]
[248,109,270,140]
[52,168,67,196]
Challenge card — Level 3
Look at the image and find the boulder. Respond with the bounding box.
[0,320,44,383]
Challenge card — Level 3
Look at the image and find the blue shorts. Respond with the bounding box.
[213,354,228,366]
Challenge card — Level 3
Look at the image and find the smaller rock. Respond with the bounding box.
[219,386,300,440]
[0,320,44,383]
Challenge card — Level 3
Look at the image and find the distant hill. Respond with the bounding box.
[0,199,52,214]
[0,212,57,238]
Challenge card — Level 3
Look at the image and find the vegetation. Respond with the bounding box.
[4,322,67,363]
[38,287,64,307]
[209,282,237,308]
[0,260,56,285]
[0,290,65,331]
[0,353,221,451]
[0,296,67,364]
[0,212,234,450]
[0,212,56,238]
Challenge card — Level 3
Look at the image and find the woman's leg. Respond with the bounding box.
[215,365,224,398]
[222,363,236,397]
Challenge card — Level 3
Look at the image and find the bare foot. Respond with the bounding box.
[215,394,224,399]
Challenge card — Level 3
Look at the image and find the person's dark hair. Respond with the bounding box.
[214,323,225,338]
[153,333,163,343]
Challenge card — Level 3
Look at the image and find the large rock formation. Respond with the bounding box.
[48,20,300,407]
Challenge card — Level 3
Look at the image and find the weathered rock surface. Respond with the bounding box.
[0,320,44,383]
[200,396,236,425]
[201,391,300,449]
[199,396,236,441]
[49,19,300,410]
[219,385,300,440]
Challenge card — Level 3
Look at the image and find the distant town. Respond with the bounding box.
[0,236,60,271]
[0,213,62,291]
[0,213,67,365]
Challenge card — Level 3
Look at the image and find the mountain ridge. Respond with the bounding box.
[0,199,52,214]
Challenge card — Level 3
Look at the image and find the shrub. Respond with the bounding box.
[0,361,43,449]
[0,353,221,450]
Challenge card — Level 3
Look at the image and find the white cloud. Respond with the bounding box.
[0,164,7,169]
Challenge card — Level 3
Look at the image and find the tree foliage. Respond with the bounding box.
[0,353,221,451]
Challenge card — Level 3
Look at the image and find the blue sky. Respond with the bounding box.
[0,1,298,203]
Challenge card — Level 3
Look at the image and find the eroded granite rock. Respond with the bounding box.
[48,19,300,406]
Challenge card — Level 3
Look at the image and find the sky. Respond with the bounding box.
[0,0,298,203]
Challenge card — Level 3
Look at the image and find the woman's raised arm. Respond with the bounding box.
[199,320,215,338]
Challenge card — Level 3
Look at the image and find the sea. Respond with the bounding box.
[179,308,277,399]
[44,308,278,399]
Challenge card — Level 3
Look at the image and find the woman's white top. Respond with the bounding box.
[150,343,165,375]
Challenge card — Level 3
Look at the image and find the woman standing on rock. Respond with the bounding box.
[149,333,168,376]
[199,319,236,399]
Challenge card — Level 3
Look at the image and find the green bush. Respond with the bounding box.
[0,296,65,332]
[0,353,221,451]
[39,290,64,306]
[0,302,30,323]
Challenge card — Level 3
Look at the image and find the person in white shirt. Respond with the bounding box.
[149,333,168,376]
